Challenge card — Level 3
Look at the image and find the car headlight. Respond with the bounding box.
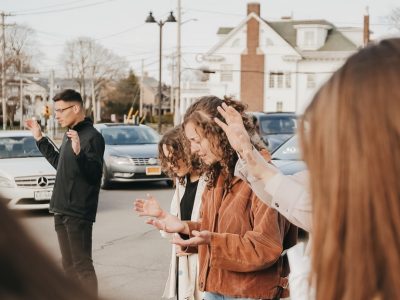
[109,155,134,165]
[0,176,15,188]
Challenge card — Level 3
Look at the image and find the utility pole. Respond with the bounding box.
[1,12,8,130]
[363,6,370,47]
[48,70,55,139]
[89,42,96,123]
[19,55,23,129]
[170,54,174,114]
[139,59,144,117]
[174,0,182,125]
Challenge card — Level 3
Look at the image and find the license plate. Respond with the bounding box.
[34,190,52,201]
[146,166,161,175]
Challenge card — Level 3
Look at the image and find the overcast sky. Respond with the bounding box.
[2,0,400,82]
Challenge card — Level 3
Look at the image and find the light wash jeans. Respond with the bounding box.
[203,292,258,300]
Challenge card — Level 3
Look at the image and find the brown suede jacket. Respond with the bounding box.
[186,173,297,299]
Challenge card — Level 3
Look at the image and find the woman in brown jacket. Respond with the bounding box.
[136,96,297,300]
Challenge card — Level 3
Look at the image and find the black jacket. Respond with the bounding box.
[37,118,105,222]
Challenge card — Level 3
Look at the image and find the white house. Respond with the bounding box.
[181,2,364,114]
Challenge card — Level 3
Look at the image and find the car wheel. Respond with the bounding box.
[101,165,112,190]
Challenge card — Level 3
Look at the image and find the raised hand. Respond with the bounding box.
[243,146,277,181]
[172,230,211,247]
[25,118,43,141]
[214,103,252,155]
[134,194,165,218]
[66,129,80,155]
[146,216,186,234]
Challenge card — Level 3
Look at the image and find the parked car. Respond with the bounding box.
[249,112,297,152]
[94,123,171,189]
[0,131,56,210]
[271,135,306,175]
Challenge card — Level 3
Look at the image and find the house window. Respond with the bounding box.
[220,64,233,82]
[276,101,283,112]
[285,73,291,88]
[269,73,275,88]
[304,31,315,47]
[269,72,291,89]
[307,73,316,89]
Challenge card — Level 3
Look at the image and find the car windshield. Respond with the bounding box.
[0,136,42,159]
[272,136,301,160]
[101,126,159,145]
[259,116,297,135]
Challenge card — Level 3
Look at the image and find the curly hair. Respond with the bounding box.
[158,125,201,186]
[183,95,264,191]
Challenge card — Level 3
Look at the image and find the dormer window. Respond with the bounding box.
[294,24,332,50]
[304,31,315,47]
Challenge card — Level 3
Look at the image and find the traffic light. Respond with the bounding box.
[43,105,50,118]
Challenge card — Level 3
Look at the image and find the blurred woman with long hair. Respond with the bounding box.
[299,38,400,300]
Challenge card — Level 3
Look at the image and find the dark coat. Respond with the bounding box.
[37,118,105,222]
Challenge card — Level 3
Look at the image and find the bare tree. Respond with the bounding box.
[3,24,39,126]
[387,7,400,32]
[60,37,128,117]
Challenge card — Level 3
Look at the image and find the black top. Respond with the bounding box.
[180,176,199,221]
[37,117,105,222]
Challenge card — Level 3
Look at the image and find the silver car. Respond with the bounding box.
[271,135,307,175]
[0,131,56,210]
[94,123,171,189]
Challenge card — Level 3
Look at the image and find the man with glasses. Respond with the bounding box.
[25,89,105,296]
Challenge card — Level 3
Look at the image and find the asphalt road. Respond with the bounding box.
[17,181,175,300]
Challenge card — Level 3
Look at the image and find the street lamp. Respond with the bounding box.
[146,11,176,133]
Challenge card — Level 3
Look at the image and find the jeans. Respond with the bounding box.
[203,292,258,300]
[54,214,97,295]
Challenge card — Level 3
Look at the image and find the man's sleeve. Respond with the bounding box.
[75,134,105,185]
[36,137,60,170]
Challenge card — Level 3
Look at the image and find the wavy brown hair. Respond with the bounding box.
[158,125,201,185]
[183,95,265,190]
[300,38,400,300]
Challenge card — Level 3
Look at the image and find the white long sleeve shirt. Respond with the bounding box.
[234,148,312,233]
[234,149,315,300]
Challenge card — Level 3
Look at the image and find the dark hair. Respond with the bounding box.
[158,125,201,185]
[183,95,264,190]
[53,89,83,104]
[0,201,98,300]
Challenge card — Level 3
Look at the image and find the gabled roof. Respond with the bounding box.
[217,27,234,35]
[267,19,357,51]
[215,17,358,53]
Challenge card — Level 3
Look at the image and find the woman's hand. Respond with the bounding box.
[243,147,277,181]
[146,216,186,234]
[172,230,211,247]
[214,103,252,156]
[134,194,165,218]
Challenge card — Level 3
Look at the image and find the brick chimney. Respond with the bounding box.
[240,2,264,111]
[363,6,370,46]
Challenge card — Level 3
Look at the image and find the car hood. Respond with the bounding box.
[0,157,56,178]
[105,144,158,158]
[271,159,307,175]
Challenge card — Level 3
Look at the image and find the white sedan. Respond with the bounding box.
[0,131,56,210]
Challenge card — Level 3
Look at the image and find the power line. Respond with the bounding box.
[9,0,93,14]
[184,7,244,17]
[12,0,117,16]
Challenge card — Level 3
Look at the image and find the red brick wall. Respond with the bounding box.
[240,3,264,111]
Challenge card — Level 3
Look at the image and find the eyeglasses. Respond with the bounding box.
[54,105,75,114]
